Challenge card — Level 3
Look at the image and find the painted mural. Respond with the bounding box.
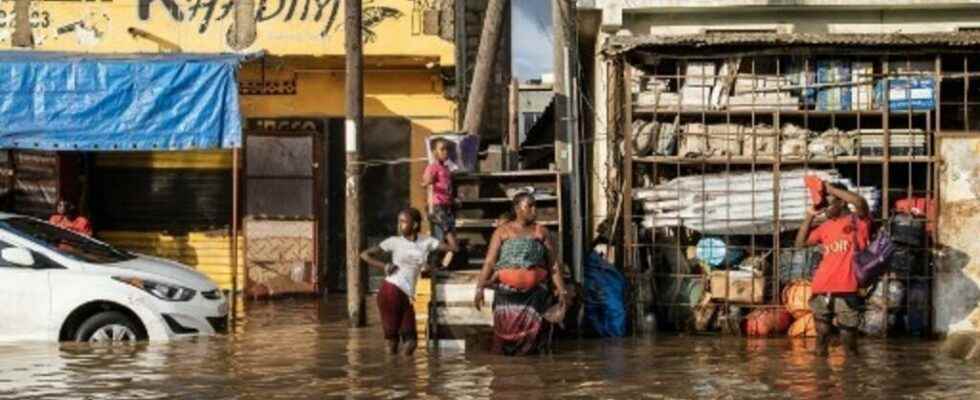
[0,0,451,59]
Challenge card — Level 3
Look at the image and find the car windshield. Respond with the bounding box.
[0,217,136,264]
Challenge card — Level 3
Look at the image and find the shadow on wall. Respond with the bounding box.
[936,245,977,333]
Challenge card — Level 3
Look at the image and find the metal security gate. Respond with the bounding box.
[243,119,325,298]
[606,33,980,337]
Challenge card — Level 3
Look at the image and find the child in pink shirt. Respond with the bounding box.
[422,138,459,267]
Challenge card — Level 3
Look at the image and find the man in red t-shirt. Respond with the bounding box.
[795,179,870,356]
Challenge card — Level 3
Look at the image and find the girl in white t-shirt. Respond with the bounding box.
[360,208,456,355]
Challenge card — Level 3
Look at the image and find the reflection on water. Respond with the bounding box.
[1,297,979,399]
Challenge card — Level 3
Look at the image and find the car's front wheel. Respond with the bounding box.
[74,311,146,343]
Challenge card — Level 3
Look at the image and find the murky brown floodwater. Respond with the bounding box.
[1,296,978,400]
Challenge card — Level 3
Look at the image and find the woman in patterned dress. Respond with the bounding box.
[473,192,570,355]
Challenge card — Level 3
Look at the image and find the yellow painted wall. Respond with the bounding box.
[241,65,456,213]
[0,0,454,64]
[98,230,246,290]
[415,277,430,339]
[93,65,455,290]
[95,151,233,169]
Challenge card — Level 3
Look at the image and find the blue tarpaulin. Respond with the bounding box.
[0,52,245,151]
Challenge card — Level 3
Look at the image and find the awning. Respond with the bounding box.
[0,52,248,151]
[604,32,980,57]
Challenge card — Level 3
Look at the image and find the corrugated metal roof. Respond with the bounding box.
[605,32,980,55]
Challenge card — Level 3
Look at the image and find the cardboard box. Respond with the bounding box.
[680,85,713,108]
[684,62,717,86]
[734,75,792,94]
[710,270,765,304]
[727,93,799,110]
[635,90,680,108]
[816,60,851,111]
[874,78,935,111]
[851,62,874,110]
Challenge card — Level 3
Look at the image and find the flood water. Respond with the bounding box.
[2,296,978,400]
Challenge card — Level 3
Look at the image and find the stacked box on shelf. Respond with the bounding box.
[816,60,851,111]
[636,78,680,108]
[729,74,798,110]
[678,123,742,157]
[727,93,799,110]
[733,75,791,95]
[851,62,875,110]
[854,129,928,156]
[786,59,817,106]
[874,78,935,111]
[680,61,716,109]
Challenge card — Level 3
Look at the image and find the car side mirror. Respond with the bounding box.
[2,247,35,267]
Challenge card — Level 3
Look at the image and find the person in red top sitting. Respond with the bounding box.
[795,178,870,356]
[49,200,93,237]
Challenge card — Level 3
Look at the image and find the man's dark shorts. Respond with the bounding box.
[810,293,863,329]
[430,205,456,241]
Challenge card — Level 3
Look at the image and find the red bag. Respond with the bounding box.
[804,175,825,207]
[743,308,793,337]
[895,197,936,233]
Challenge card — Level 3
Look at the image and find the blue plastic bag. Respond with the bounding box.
[584,251,627,337]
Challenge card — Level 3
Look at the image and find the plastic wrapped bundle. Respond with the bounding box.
[636,169,880,235]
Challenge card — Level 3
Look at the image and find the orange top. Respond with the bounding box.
[807,216,869,294]
[49,215,93,237]
[497,268,548,291]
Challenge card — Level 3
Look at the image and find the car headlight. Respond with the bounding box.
[113,277,196,302]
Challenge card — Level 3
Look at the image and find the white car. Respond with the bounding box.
[0,213,229,343]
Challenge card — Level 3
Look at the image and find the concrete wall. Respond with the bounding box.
[518,88,553,143]
[936,138,980,335]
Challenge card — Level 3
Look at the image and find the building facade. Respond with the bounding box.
[577,0,980,335]
[0,0,460,297]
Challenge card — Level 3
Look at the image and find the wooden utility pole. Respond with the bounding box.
[345,0,366,327]
[463,0,508,137]
[507,78,519,169]
[230,148,240,323]
[553,0,585,284]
